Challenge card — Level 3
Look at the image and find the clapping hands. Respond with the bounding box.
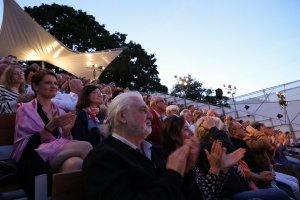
[205,140,245,175]
[166,136,199,176]
[46,110,76,136]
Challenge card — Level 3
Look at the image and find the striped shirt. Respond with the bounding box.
[0,85,19,114]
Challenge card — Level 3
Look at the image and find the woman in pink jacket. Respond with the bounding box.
[11,69,92,199]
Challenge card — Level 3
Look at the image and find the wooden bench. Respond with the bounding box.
[52,170,84,200]
[0,114,25,199]
[0,114,16,146]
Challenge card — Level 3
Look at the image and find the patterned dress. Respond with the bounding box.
[194,166,230,200]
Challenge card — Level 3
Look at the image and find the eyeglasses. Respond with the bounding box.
[156,100,167,104]
[90,91,103,96]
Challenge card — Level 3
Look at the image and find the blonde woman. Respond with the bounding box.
[0,64,34,114]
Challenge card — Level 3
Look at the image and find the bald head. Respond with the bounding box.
[69,79,83,94]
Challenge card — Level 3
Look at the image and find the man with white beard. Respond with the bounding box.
[83,91,200,200]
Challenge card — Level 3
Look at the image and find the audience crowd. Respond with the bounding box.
[1,55,300,199]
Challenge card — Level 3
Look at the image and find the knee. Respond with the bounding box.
[79,141,93,156]
[60,157,83,172]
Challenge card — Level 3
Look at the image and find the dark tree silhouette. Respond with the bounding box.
[171,75,230,107]
[25,3,167,93]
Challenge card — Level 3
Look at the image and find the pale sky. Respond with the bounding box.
[1,0,300,96]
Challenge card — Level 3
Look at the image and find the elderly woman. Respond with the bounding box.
[161,115,246,200]
[0,64,34,114]
[195,116,290,200]
[165,104,179,117]
[71,85,105,146]
[11,69,92,199]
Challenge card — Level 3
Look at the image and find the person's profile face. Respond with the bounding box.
[124,97,153,137]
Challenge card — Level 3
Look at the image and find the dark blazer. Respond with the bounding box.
[71,108,104,146]
[146,108,163,145]
[83,136,196,200]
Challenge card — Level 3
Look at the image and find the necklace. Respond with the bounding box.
[43,106,53,115]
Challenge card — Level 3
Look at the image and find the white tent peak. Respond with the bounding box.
[0,0,125,80]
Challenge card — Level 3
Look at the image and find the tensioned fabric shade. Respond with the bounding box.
[0,0,125,80]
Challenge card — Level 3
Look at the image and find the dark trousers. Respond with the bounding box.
[18,134,50,200]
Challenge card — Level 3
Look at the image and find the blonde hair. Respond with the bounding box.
[194,116,227,142]
[195,118,210,143]
[0,64,25,93]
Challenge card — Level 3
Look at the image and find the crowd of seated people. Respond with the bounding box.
[1,55,300,200]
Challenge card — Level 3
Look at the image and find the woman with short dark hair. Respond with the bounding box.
[71,84,105,146]
[11,69,92,199]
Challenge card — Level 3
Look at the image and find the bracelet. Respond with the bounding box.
[44,125,52,133]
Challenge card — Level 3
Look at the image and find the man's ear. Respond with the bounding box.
[116,110,127,124]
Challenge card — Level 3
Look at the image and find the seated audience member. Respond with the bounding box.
[0,64,34,114]
[187,104,196,115]
[194,116,290,200]
[11,69,92,199]
[24,66,38,95]
[161,115,245,200]
[206,109,218,117]
[180,109,193,124]
[52,78,83,111]
[165,104,179,117]
[71,85,105,146]
[228,121,300,198]
[58,73,70,93]
[6,55,18,63]
[83,91,200,200]
[0,58,10,76]
[246,123,300,199]
[28,63,40,71]
[101,85,112,105]
[111,87,124,100]
[145,94,151,106]
[146,96,167,144]
[108,82,117,94]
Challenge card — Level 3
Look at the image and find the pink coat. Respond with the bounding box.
[11,99,73,162]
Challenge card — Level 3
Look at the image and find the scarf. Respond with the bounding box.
[84,107,100,124]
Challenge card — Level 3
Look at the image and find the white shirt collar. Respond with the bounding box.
[112,133,152,159]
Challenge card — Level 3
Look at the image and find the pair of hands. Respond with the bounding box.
[205,140,245,175]
[245,125,263,137]
[166,136,199,176]
[258,171,275,181]
[45,110,76,137]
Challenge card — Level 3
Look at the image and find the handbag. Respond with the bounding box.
[0,159,18,184]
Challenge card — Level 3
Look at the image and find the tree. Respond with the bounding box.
[171,75,230,107]
[25,4,167,93]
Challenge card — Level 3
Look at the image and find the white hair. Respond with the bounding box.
[180,109,191,116]
[149,96,163,107]
[166,105,179,116]
[107,91,142,129]
[197,116,227,131]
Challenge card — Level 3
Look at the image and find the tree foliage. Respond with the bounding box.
[171,75,230,107]
[25,3,167,93]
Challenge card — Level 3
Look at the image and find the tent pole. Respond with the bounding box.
[41,61,45,69]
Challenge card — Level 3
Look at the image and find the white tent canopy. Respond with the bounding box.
[0,0,124,80]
